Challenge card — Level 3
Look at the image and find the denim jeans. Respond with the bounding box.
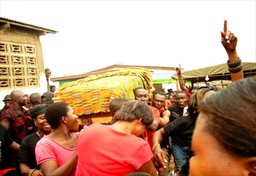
[172,145,190,175]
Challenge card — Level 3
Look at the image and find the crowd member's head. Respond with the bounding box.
[109,98,128,116]
[190,77,256,176]
[45,68,51,79]
[152,91,166,109]
[10,90,28,108]
[23,94,30,109]
[187,88,215,117]
[174,91,188,108]
[167,88,174,94]
[30,93,42,107]
[170,94,175,104]
[41,92,54,104]
[30,104,52,134]
[133,87,149,104]
[113,100,153,136]
[50,85,56,93]
[45,102,78,132]
[2,94,12,108]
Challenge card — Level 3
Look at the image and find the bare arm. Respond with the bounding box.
[159,110,170,127]
[9,141,20,151]
[152,128,168,167]
[221,20,244,81]
[176,67,187,91]
[136,160,158,176]
[20,163,43,176]
[1,118,10,130]
[40,152,77,176]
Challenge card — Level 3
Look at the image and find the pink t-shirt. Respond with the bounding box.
[75,124,153,176]
[35,134,77,175]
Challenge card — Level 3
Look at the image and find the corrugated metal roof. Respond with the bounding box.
[172,62,256,82]
[0,17,57,34]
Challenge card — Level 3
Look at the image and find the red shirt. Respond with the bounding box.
[0,103,33,143]
[75,124,153,176]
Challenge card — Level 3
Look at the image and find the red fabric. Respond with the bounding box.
[0,168,15,175]
[185,88,192,98]
[75,124,153,176]
[0,103,32,143]
[150,106,161,124]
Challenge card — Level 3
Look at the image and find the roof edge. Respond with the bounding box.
[0,17,57,34]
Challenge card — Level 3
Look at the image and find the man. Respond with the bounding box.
[41,92,54,104]
[2,94,12,106]
[168,91,189,122]
[133,88,168,176]
[45,68,53,92]
[0,95,12,114]
[50,85,56,94]
[133,87,149,104]
[29,93,42,108]
[133,87,159,131]
[151,91,170,127]
[0,90,34,175]
[0,90,34,143]
[151,91,171,167]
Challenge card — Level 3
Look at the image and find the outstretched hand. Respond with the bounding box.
[221,20,237,52]
[153,147,168,168]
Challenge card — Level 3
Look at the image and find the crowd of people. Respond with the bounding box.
[0,20,255,176]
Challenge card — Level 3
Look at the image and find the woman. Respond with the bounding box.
[19,104,52,176]
[153,88,214,176]
[75,100,158,176]
[35,102,79,176]
[189,77,256,175]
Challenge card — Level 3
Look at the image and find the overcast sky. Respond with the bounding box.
[1,0,255,77]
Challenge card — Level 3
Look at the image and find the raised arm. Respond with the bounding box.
[175,67,187,91]
[221,20,244,81]
[175,68,192,97]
